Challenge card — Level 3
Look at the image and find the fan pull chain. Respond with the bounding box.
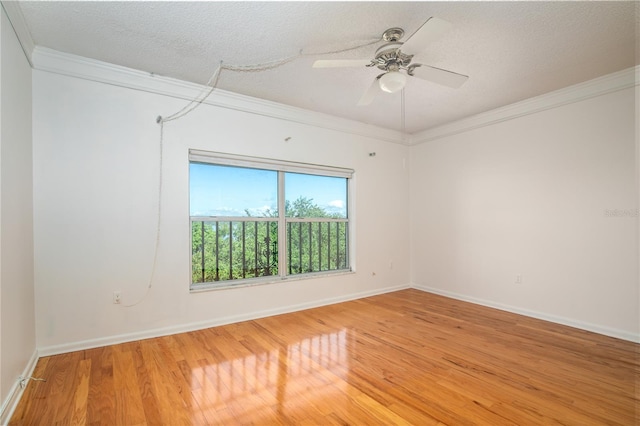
[401,88,406,136]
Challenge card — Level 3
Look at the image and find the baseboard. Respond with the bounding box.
[0,349,39,426]
[411,284,640,343]
[38,283,410,356]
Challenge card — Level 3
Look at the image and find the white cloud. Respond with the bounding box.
[328,200,344,208]
[246,205,273,216]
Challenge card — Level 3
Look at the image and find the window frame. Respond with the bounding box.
[189,149,354,291]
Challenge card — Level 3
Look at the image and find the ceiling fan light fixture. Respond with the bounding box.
[379,71,406,93]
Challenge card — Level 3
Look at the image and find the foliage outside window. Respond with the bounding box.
[189,150,352,289]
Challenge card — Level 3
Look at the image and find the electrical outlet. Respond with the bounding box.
[113,291,121,304]
[515,274,523,284]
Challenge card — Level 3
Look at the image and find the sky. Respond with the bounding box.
[190,163,347,217]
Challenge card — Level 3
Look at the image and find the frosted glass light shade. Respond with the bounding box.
[379,71,407,93]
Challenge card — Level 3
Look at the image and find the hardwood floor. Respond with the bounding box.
[10,289,639,425]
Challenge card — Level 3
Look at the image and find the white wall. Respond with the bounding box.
[29,47,638,354]
[410,86,638,340]
[32,69,411,353]
[0,7,36,421]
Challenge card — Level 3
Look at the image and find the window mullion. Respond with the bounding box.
[277,171,287,278]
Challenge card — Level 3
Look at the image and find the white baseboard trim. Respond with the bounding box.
[0,349,39,426]
[411,284,640,343]
[38,283,411,357]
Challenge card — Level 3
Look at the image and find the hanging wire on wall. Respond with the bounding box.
[158,36,382,125]
[123,37,384,307]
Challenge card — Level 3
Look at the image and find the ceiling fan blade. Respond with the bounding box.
[409,64,468,88]
[400,17,452,55]
[357,77,381,106]
[313,59,371,68]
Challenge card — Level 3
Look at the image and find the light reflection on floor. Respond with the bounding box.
[190,328,350,423]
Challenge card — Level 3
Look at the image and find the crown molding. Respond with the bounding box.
[410,65,640,145]
[1,1,34,66]
[31,46,406,145]
[26,45,638,147]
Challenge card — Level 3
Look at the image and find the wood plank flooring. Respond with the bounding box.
[10,289,639,425]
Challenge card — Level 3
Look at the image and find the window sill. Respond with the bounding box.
[190,269,354,293]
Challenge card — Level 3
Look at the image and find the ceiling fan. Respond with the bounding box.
[312,17,469,106]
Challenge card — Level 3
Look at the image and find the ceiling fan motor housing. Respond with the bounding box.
[373,41,414,71]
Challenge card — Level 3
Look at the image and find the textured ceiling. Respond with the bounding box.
[16,1,640,134]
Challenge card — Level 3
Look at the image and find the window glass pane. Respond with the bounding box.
[191,220,278,284]
[285,173,347,218]
[286,221,348,276]
[190,163,277,217]
[189,157,351,288]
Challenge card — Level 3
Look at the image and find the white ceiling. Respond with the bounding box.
[12,1,640,134]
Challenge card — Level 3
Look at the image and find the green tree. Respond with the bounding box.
[286,197,329,218]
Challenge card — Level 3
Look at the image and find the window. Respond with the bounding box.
[189,150,353,289]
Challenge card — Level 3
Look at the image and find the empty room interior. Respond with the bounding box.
[1,1,639,424]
